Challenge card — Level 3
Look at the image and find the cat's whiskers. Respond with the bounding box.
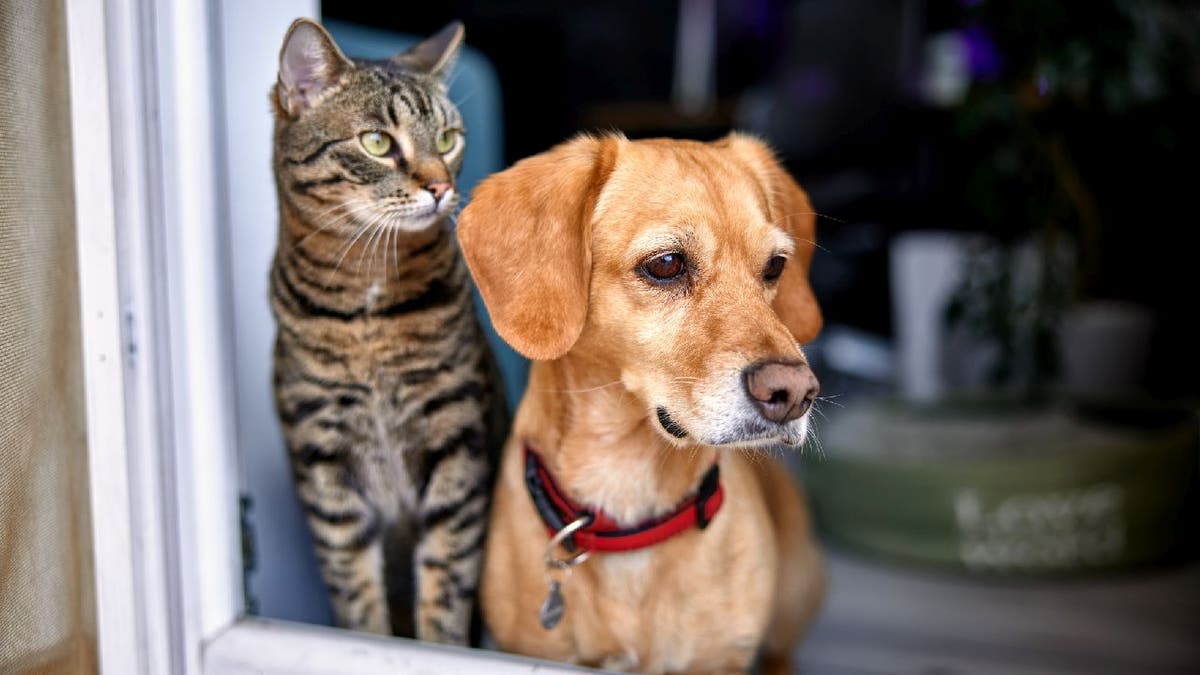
[388,211,401,280]
[326,210,386,285]
[367,217,388,276]
[336,200,386,227]
[452,88,478,109]
[381,212,393,281]
[375,211,400,280]
[293,199,374,248]
[297,200,383,256]
[313,208,371,244]
[369,208,404,281]
[358,222,379,277]
[325,221,372,284]
[316,198,375,223]
[360,214,392,278]
[312,198,367,221]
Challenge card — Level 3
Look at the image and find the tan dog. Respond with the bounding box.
[457,133,824,674]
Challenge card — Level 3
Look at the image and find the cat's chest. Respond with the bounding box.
[354,387,420,514]
[364,281,385,309]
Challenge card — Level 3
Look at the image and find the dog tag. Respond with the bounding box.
[539,580,565,629]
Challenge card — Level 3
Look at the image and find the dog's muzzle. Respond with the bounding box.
[743,361,819,425]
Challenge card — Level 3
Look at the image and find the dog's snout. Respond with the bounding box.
[743,362,819,425]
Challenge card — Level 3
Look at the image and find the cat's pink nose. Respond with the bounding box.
[424,181,451,202]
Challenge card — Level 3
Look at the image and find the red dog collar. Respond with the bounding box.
[523,444,724,553]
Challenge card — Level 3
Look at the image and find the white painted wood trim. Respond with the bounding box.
[204,618,588,675]
[150,0,244,664]
[65,1,142,673]
[90,0,182,669]
[67,0,243,672]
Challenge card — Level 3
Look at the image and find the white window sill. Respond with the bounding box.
[203,618,585,675]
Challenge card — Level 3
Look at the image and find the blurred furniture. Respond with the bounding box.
[806,399,1197,575]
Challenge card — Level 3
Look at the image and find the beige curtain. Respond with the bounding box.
[0,0,97,672]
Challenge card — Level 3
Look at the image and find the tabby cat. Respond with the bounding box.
[269,18,503,644]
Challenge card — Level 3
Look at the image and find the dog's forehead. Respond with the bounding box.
[592,140,787,254]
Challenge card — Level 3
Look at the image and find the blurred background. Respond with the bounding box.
[324,0,1200,395]
[246,0,1200,671]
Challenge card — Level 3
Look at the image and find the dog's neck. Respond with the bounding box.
[516,355,717,526]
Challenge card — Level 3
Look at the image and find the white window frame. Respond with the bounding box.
[66,0,573,672]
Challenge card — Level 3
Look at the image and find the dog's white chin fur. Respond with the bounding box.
[668,370,813,449]
[655,405,811,450]
[709,417,810,450]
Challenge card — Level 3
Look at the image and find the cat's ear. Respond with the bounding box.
[276,18,353,116]
[457,135,621,361]
[393,21,464,82]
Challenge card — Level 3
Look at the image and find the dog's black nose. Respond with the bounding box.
[743,361,819,425]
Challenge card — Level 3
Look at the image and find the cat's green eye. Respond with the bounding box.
[359,131,393,157]
[436,129,460,154]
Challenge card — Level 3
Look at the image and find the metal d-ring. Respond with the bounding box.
[544,515,592,571]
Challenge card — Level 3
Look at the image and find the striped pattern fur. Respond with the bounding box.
[268,19,504,645]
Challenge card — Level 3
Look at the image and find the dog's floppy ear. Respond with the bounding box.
[718,133,823,344]
[458,135,619,360]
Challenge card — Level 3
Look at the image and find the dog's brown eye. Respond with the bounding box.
[763,255,787,283]
[641,253,686,281]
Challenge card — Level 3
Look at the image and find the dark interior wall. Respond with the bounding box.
[323,0,785,160]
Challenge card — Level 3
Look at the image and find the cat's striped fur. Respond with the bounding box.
[269,19,503,644]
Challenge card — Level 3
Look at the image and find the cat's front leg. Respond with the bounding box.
[414,438,490,645]
[296,457,393,635]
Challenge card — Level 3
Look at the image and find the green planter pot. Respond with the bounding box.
[804,400,1199,575]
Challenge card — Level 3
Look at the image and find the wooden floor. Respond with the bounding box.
[795,547,1200,674]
